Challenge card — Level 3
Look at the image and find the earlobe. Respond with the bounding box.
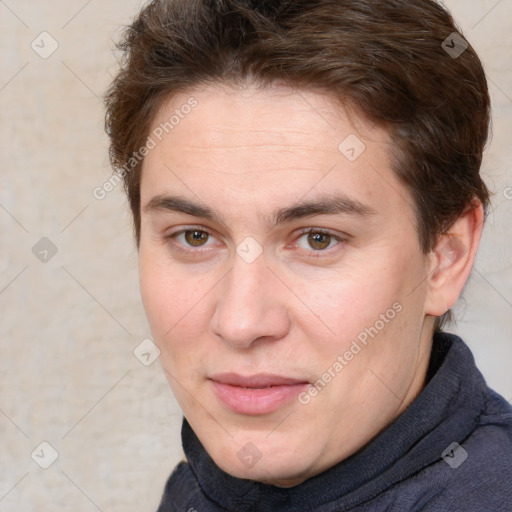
[425,202,485,317]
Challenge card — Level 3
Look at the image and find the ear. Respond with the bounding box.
[424,201,484,317]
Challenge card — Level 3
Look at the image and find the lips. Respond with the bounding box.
[209,373,309,415]
[210,372,308,388]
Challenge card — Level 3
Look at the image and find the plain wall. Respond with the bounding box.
[1,1,510,510]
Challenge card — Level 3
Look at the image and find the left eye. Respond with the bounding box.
[172,229,217,247]
[295,230,340,251]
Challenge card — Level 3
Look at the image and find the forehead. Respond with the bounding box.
[140,83,414,227]
[148,82,380,153]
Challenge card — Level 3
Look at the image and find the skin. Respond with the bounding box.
[138,82,483,487]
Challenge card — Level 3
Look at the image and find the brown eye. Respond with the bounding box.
[184,230,209,246]
[307,232,331,250]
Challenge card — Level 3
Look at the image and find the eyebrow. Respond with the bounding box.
[143,193,377,226]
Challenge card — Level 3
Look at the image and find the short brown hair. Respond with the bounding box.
[104,0,491,330]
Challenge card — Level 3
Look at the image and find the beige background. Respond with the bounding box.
[0,1,511,510]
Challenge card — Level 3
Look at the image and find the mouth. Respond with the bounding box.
[208,373,310,415]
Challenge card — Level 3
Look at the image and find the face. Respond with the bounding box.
[138,83,435,487]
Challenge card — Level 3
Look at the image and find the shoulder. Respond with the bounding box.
[413,389,512,511]
[367,386,512,512]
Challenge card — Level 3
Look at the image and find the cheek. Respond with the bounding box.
[298,267,398,339]
[139,264,174,338]
[139,259,213,363]
[296,249,425,369]
[139,243,198,328]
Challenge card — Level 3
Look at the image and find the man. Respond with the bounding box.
[104,0,512,510]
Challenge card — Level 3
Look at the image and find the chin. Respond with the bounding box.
[207,436,316,487]
[222,460,310,487]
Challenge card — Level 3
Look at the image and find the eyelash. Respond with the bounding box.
[165,226,347,259]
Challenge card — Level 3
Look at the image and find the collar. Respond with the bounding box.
[181,332,488,510]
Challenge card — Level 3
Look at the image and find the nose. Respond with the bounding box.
[209,252,291,349]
